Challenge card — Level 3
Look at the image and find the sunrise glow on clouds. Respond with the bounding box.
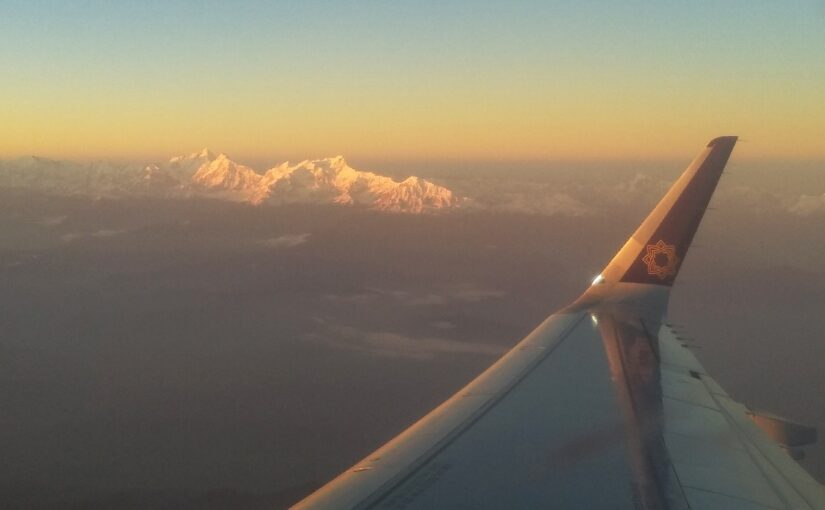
[2,1,824,162]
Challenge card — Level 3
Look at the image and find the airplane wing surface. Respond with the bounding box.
[293,137,825,509]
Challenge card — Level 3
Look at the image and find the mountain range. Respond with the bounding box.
[0,150,459,213]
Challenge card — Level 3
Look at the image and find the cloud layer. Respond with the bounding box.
[310,324,504,360]
[257,233,312,249]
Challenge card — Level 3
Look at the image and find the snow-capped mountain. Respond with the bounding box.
[0,151,460,213]
[253,156,457,212]
[192,154,262,194]
[167,148,216,180]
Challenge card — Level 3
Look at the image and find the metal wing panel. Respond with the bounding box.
[296,309,825,510]
[296,311,683,509]
[368,312,643,509]
[716,396,825,509]
[681,488,780,510]
[657,324,825,510]
[292,312,585,509]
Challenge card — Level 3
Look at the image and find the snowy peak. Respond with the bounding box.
[197,148,215,159]
[377,175,456,213]
[169,147,215,165]
[253,156,458,212]
[0,151,462,213]
[166,148,218,180]
[192,153,262,193]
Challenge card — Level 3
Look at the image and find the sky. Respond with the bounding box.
[2,0,824,162]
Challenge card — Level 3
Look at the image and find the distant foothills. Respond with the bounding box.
[0,150,460,213]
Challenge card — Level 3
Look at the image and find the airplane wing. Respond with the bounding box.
[293,137,825,509]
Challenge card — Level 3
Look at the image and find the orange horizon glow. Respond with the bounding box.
[3,2,824,164]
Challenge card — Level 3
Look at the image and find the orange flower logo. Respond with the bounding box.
[642,240,679,280]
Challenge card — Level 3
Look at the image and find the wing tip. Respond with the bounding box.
[575,135,739,304]
[707,135,738,148]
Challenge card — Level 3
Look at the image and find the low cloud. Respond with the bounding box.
[444,178,597,216]
[462,188,594,216]
[35,215,68,227]
[334,284,506,307]
[445,285,506,302]
[321,292,374,305]
[312,325,504,360]
[257,233,311,249]
[490,192,594,216]
[407,294,449,306]
[789,194,825,216]
[61,229,128,243]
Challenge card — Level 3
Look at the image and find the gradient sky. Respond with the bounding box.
[2,1,824,162]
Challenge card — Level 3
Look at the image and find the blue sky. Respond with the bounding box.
[2,1,823,160]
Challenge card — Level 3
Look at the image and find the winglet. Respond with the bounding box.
[598,136,737,288]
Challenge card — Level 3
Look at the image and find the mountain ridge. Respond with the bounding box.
[0,151,460,213]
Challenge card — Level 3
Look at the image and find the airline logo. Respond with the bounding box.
[642,240,680,280]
